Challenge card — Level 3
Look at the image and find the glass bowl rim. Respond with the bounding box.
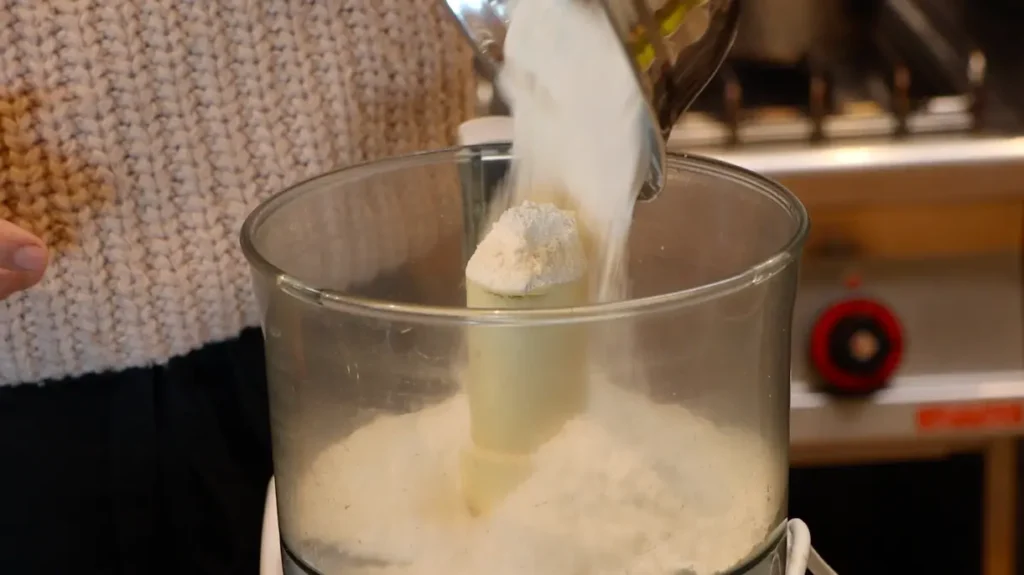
[240,146,809,326]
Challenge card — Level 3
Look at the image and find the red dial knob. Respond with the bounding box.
[809,298,904,394]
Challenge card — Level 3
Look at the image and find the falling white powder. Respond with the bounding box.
[490,0,650,303]
[465,201,587,295]
[294,380,782,575]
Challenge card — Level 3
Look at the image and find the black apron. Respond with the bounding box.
[0,328,273,575]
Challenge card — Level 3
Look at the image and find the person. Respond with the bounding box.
[0,2,476,574]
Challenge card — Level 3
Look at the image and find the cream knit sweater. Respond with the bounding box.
[0,0,476,386]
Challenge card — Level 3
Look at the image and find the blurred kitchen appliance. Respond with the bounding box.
[670,2,1024,574]
[674,0,999,148]
[779,195,1023,575]
[730,0,849,64]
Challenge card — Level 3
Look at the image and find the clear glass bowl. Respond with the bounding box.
[241,146,809,575]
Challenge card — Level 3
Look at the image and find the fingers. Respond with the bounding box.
[0,269,44,300]
[0,220,48,300]
[0,220,47,271]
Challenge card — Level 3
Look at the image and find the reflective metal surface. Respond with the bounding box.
[675,135,1024,207]
[441,0,740,201]
[789,253,1024,448]
[443,0,511,82]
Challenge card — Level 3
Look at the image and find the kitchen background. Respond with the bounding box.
[687,1,1024,574]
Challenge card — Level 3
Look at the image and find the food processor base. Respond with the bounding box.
[259,478,838,575]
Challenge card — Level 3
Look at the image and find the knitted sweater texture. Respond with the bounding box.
[0,0,476,386]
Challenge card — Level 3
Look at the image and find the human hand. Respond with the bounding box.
[0,220,48,300]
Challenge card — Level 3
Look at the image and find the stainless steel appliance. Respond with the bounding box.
[674,0,1000,149]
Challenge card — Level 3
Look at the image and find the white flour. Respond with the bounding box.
[465,201,586,295]
[292,1,782,573]
[295,380,781,575]
[490,0,649,302]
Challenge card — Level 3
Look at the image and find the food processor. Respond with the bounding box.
[245,0,839,572]
[244,115,837,574]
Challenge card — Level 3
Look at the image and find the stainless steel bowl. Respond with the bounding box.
[441,0,741,201]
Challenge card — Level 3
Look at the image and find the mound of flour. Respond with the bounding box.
[294,379,781,575]
[465,201,587,295]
